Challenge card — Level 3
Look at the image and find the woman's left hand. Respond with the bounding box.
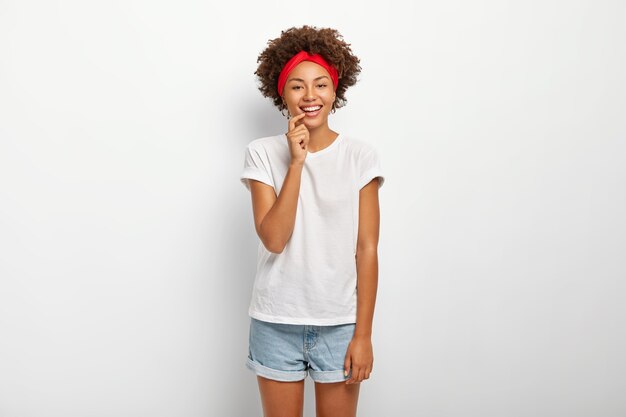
[344,335,373,384]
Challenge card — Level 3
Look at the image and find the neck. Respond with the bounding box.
[306,124,338,152]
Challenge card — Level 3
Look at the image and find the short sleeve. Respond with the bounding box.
[358,147,385,190]
[240,144,275,191]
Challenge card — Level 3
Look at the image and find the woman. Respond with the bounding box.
[240,25,385,417]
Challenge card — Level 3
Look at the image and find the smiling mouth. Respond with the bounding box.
[300,105,322,113]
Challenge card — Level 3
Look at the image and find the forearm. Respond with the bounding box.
[354,247,378,338]
[260,162,303,253]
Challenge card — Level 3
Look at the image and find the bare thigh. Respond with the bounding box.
[314,381,360,417]
[257,375,305,417]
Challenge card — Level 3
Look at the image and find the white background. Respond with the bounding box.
[1,1,625,416]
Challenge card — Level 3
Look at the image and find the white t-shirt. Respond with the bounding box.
[240,132,385,325]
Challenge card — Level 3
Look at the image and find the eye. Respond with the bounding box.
[317,84,327,88]
[292,86,302,90]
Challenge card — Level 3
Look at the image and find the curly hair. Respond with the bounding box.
[254,25,362,113]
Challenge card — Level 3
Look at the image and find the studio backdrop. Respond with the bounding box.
[0,1,624,416]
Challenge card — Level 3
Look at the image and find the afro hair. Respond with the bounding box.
[254,25,362,113]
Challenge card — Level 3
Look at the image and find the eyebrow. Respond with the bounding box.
[287,75,330,83]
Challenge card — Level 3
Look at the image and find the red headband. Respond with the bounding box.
[277,50,339,97]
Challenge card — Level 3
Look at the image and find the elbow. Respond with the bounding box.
[259,219,287,254]
[263,240,286,254]
[260,233,286,254]
[356,244,378,258]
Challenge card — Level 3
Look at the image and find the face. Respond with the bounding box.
[282,61,337,129]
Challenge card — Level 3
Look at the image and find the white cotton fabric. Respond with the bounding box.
[240,132,385,325]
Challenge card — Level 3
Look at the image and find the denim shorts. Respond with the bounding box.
[246,317,356,383]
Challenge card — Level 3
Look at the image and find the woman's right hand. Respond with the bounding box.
[285,112,309,165]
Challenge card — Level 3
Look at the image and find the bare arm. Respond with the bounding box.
[344,176,380,384]
[354,177,381,338]
[248,161,304,253]
[247,113,310,253]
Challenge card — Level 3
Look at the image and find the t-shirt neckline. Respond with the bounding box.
[282,132,343,159]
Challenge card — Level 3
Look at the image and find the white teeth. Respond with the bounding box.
[302,106,321,112]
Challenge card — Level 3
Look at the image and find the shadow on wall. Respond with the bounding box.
[217,95,287,416]
[243,96,288,144]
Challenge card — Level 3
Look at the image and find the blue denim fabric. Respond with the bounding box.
[246,317,356,383]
